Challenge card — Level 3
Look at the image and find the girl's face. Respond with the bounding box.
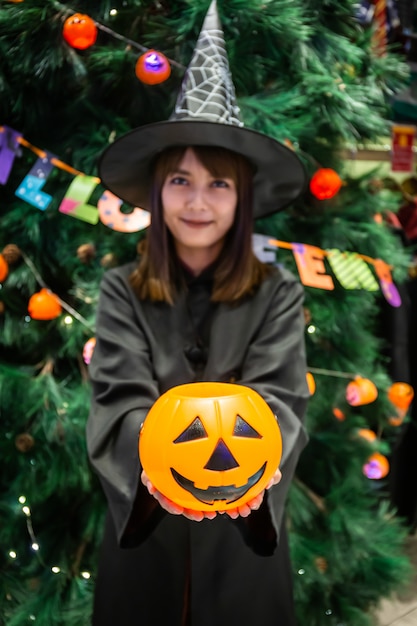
[161,148,238,268]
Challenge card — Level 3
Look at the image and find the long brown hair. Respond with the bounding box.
[129,145,272,304]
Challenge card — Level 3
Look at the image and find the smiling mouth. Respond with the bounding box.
[181,219,213,226]
[170,463,267,505]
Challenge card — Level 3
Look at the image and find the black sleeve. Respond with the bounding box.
[86,268,164,548]
[238,272,309,553]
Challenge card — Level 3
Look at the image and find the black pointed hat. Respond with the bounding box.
[98,0,307,218]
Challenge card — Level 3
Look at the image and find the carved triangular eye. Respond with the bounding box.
[174,417,208,443]
[233,414,262,438]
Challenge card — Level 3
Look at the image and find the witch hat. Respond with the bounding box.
[171,0,243,126]
[98,0,307,218]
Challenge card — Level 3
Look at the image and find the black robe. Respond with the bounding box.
[87,262,309,625]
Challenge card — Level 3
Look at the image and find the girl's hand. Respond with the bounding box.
[141,467,281,521]
[141,471,216,521]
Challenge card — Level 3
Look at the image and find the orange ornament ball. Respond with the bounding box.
[363,452,389,480]
[63,13,97,50]
[0,254,9,282]
[306,372,316,395]
[310,168,342,200]
[333,407,346,421]
[139,382,282,512]
[28,288,62,320]
[135,50,171,85]
[387,382,414,411]
[346,377,378,406]
[357,428,377,442]
[388,415,405,427]
[83,337,96,365]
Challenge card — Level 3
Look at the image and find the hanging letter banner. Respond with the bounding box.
[262,237,401,307]
[15,151,56,210]
[0,126,22,185]
[373,259,401,307]
[252,234,279,264]
[326,249,380,292]
[0,126,403,306]
[292,243,334,290]
[58,175,100,225]
[97,190,151,232]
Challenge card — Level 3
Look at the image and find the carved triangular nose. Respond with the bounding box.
[204,439,239,471]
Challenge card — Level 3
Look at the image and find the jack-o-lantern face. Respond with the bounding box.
[139,382,282,512]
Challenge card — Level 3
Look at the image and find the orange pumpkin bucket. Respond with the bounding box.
[139,382,282,512]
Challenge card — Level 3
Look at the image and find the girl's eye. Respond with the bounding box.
[169,176,188,185]
[211,179,230,188]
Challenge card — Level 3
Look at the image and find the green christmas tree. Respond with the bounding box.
[0,1,413,625]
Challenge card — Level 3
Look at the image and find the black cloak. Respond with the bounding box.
[87,262,309,625]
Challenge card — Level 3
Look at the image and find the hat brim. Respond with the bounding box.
[98,120,307,219]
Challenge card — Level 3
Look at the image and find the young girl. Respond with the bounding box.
[87,3,309,624]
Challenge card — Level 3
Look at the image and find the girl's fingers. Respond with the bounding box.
[183,509,205,522]
[142,471,217,520]
[266,469,282,489]
[140,470,148,486]
[247,492,264,510]
[237,503,252,517]
[181,508,220,521]
[141,469,273,520]
[154,491,184,515]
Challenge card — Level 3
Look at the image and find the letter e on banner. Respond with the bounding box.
[292,243,334,290]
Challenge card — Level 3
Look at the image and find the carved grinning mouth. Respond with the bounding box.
[170,462,267,505]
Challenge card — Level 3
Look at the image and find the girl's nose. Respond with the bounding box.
[185,185,208,209]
